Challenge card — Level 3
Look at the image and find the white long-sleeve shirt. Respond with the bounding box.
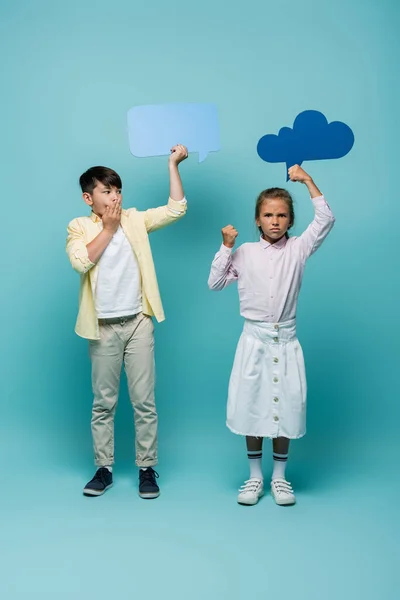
[208,196,335,323]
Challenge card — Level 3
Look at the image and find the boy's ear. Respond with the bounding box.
[82,192,93,207]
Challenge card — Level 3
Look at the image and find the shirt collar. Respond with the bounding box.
[259,234,287,250]
[91,212,101,223]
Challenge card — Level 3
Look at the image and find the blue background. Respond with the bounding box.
[1,1,399,598]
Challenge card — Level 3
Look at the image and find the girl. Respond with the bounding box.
[208,165,335,506]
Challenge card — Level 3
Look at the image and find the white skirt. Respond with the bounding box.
[226,319,307,439]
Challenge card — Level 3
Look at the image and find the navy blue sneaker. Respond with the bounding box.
[139,468,160,499]
[83,467,113,496]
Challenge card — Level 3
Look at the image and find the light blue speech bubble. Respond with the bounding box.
[127,103,220,163]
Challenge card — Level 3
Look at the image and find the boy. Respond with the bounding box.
[66,144,188,498]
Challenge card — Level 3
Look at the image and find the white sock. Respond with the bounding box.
[272,453,288,480]
[248,450,263,480]
[104,466,113,473]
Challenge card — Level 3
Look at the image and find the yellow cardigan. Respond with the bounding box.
[66,197,187,340]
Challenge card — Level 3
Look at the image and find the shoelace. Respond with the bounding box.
[272,479,294,495]
[140,468,159,484]
[238,479,262,494]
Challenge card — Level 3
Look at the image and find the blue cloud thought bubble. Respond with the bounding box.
[127,103,220,163]
[257,110,355,180]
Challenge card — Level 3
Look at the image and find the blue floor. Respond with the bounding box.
[1,430,397,600]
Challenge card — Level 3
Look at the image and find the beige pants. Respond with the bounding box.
[89,313,157,468]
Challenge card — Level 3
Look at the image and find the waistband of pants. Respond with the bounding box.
[98,314,139,326]
[243,318,297,342]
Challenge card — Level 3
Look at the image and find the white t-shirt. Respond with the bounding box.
[95,226,142,319]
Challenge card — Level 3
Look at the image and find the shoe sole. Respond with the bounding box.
[271,493,296,506]
[237,491,264,506]
[139,491,160,499]
[83,483,113,497]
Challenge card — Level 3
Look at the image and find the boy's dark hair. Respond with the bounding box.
[79,166,122,194]
[255,187,295,239]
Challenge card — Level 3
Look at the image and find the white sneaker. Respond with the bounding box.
[237,478,264,505]
[271,479,296,505]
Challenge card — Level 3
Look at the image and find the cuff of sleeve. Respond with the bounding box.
[219,243,233,255]
[169,196,187,204]
[74,251,95,272]
[168,196,187,213]
[85,260,96,272]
